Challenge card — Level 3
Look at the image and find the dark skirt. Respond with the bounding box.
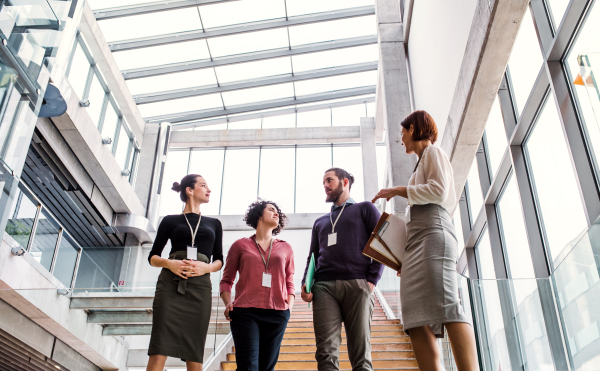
[148,251,212,363]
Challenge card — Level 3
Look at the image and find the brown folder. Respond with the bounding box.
[362,212,405,271]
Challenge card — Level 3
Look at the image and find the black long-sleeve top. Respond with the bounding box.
[148,213,223,265]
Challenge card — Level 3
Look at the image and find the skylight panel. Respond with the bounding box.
[97,8,202,42]
[127,69,218,96]
[112,40,211,70]
[288,16,376,46]
[207,28,288,58]
[88,0,149,10]
[227,118,262,129]
[332,104,365,126]
[194,123,228,130]
[285,0,373,17]
[262,113,296,128]
[215,57,291,84]
[199,0,286,29]
[297,109,331,127]
[138,94,223,118]
[292,44,378,72]
[221,83,294,106]
[294,70,377,96]
[296,94,375,109]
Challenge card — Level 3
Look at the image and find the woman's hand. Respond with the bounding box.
[184,260,213,277]
[396,266,402,277]
[224,303,233,321]
[372,187,399,203]
[167,260,189,279]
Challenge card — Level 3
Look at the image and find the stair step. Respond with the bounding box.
[235,343,414,354]
[281,336,410,345]
[284,324,403,332]
[227,350,415,361]
[283,330,405,339]
[221,359,418,370]
[286,320,401,327]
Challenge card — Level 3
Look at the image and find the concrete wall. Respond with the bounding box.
[407,0,478,138]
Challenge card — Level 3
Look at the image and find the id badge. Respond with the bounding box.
[328,233,337,246]
[405,205,411,223]
[187,245,197,260]
[262,272,272,288]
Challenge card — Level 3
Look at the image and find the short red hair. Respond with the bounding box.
[400,110,438,143]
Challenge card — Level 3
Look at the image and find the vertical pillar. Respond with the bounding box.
[360,117,379,201]
[375,0,417,217]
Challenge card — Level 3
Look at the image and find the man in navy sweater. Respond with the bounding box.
[301,167,383,371]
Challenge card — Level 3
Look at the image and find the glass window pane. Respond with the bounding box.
[466,157,484,225]
[112,40,211,71]
[262,113,296,128]
[29,207,60,271]
[5,189,38,249]
[476,229,496,279]
[565,2,600,185]
[158,150,190,216]
[288,16,376,46]
[525,96,588,266]
[292,45,379,72]
[297,109,331,127]
[126,69,218,96]
[507,8,544,116]
[115,125,130,170]
[484,96,508,177]
[199,0,286,29]
[188,149,225,216]
[89,0,148,10]
[295,146,332,213]
[221,83,294,106]
[258,148,296,214]
[220,149,260,215]
[285,0,373,17]
[207,29,288,58]
[227,118,262,129]
[546,0,570,28]
[215,58,291,84]
[67,43,90,99]
[332,104,366,126]
[53,233,79,287]
[332,146,364,202]
[137,94,223,118]
[74,249,120,289]
[86,73,106,126]
[101,103,118,151]
[294,70,377,97]
[497,174,534,279]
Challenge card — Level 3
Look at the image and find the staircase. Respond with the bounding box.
[220,295,418,370]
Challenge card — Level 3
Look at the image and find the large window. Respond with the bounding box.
[258,147,296,214]
[295,146,332,214]
[484,96,508,178]
[476,229,496,279]
[188,149,225,216]
[466,157,484,225]
[220,149,261,215]
[524,95,588,266]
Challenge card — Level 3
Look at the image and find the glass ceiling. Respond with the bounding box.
[89,0,378,131]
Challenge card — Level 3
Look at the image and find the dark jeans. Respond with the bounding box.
[229,307,290,371]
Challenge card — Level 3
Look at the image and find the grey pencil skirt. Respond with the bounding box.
[148,251,212,363]
[400,204,471,338]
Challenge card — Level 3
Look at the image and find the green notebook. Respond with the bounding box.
[305,253,316,293]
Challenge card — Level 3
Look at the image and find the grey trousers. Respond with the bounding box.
[312,279,374,371]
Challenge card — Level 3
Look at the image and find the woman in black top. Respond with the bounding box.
[147,174,223,371]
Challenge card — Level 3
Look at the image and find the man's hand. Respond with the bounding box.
[301,284,313,303]
[368,282,375,293]
[224,303,233,321]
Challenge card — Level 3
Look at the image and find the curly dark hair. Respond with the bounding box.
[243,199,288,236]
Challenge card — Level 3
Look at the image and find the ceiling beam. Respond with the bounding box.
[134,61,378,104]
[145,85,376,123]
[93,0,238,20]
[122,35,378,79]
[169,126,361,148]
[109,6,375,51]
[171,96,375,130]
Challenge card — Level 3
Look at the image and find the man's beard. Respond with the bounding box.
[326,182,344,203]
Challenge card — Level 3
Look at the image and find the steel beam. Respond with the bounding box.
[134,61,377,104]
[93,0,238,20]
[110,6,375,51]
[145,85,376,123]
[171,96,375,130]
[122,35,378,79]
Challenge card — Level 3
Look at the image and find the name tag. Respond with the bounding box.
[262,272,272,288]
[405,205,411,223]
[187,245,197,260]
[328,233,337,246]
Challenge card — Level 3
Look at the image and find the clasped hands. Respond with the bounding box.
[168,259,211,279]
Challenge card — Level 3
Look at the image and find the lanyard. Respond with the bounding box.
[183,213,202,246]
[329,201,347,233]
[254,238,273,272]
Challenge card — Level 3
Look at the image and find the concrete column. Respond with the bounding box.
[360,117,379,201]
[375,0,416,217]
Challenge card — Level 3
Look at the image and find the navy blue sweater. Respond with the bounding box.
[302,201,384,285]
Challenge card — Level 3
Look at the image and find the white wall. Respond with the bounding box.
[408,0,478,139]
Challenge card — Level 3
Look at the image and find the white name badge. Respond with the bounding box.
[262,272,272,288]
[328,233,337,246]
[405,205,411,223]
[187,245,197,260]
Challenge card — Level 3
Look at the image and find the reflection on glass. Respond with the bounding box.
[158,150,190,216]
[86,74,106,126]
[258,148,295,214]
[295,147,332,213]
[497,174,534,279]
[466,157,484,225]
[546,0,570,29]
[507,8,544,116]
[114,125,130,170]
[332,146,364,202]
[525,96,588,266]
[220,149,260,215]
[5,189,38,249]
[67,43,90,99]
[29,208,60,271]
[476,229,496,279]
[485,96,508,177]
[53,232,79,287]
[188,149,225,216]
[565,3,600,186]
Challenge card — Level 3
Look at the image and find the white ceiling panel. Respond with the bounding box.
[285,0,374,17]
[127,69,218,95]
[221,83,294,106]
[288,16,376,46]
[294,70,377,96]
[199,0,286,29]
[207,28,289,58]
[215,57,291,83]
[112,40,211,70]
[138,94,224,117]
[292,44,378,72]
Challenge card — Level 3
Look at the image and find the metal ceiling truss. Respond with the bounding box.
[145,85,376,123]
[93,0,238,20]
[121,35,378,79]
[108,6,375,51]
[171,96,375,130]
[134,61,378,104]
